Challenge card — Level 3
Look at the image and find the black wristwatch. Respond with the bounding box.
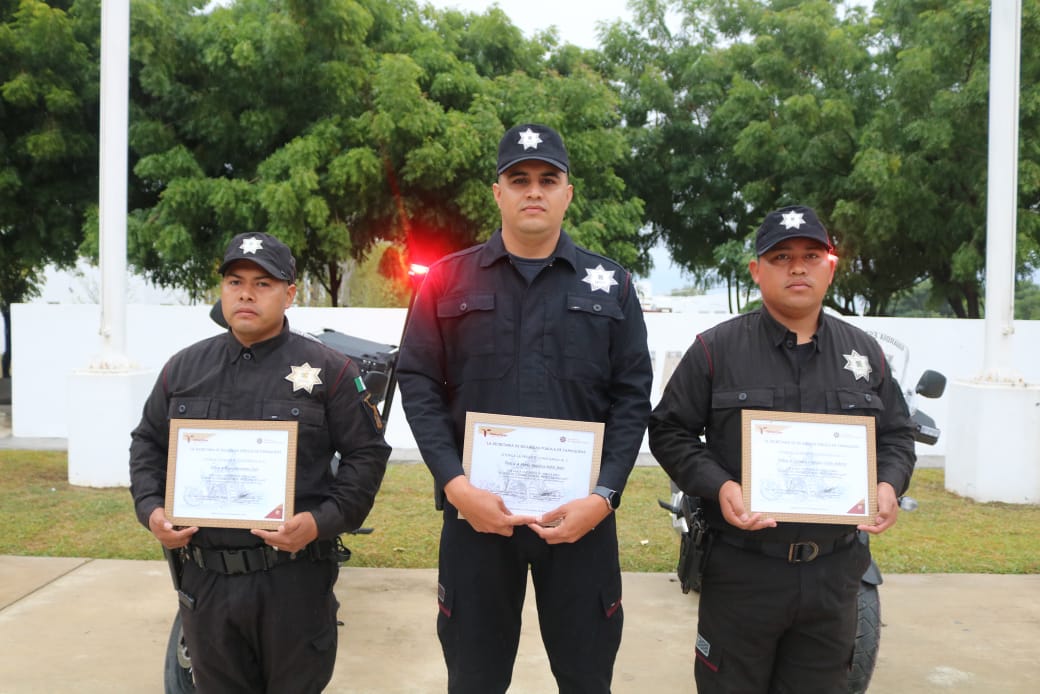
[592,485,619,510]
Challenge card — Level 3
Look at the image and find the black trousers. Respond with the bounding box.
[179,557,340,694]
[693,538,870,694]
[436,507,624,694]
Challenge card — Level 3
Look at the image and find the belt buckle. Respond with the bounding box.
[222,549,249,574]
[787,541,820,563]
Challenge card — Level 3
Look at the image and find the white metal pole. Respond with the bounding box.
[95,0,131,370]
[981,0,1021,381]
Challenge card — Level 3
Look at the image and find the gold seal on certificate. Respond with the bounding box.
[462,412,604,517]
[741,410,878,525]
[165,419,298,529]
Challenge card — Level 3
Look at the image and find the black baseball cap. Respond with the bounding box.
[755,205,834,255]
[218,232,296,283]
[497,123,570,175]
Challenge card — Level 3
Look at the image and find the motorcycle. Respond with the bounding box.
[658,368,947,694]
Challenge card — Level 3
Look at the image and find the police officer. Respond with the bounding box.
[396,124,653,693]
[129,232,390,693]
[648,205,917,693]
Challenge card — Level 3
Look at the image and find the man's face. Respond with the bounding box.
[749,237,836,322]
[220,260,296,346]
[493,161,573,242]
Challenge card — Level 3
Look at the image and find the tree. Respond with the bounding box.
[602,0,889,310]
[1015,279,1040,319]
[844,0,1040,318]
[0,0,99,375]
[104,0,649,305]
[602,0,1040,317]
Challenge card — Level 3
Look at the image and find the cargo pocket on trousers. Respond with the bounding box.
[599,572,622,619]
[310,619,337,655]
[437,582,454,618]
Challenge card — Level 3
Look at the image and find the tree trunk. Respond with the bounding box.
[1,303,9,379]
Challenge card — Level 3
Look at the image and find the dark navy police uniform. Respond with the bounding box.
[130,320,390,693]
[397,228,653,693]
[649,307,916,693]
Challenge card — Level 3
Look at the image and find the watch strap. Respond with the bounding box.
[592,485,618,510]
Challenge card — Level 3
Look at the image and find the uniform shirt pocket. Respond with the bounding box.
[552,294,624,382]
[435,291,512,383]
[564,294,624,357]
[436,292,497,359]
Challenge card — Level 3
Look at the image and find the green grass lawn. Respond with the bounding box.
[1,451,1037,573]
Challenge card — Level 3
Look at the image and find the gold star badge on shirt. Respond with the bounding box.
[842,350,872,381]
[581,264,619,293]
[285,362,323,393]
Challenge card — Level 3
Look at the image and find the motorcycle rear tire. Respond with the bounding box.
[164,611,195,694]
[848,581,880,694]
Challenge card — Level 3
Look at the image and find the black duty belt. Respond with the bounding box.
[715,531,858,564]
[184,539,338,575]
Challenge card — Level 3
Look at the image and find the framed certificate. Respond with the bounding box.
[461,412,604,517]
[741,410,877,525]
[165,419,298,529]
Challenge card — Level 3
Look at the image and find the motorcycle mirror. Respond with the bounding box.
[914,369,947,399]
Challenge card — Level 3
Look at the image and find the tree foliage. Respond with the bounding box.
[95,0,648,305]
[603,0,1040,317]
[6,0,1039,325]
[0,0,99,373]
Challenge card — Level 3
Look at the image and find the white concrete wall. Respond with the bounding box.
[12,303,1040,460]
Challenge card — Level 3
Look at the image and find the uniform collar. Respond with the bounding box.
[479,228,578,271]
[758,307,825,351]
[223,319,291,362]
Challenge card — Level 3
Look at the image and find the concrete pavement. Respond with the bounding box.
[1,556,1038,693]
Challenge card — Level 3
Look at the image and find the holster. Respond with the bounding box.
[676,497,713,594]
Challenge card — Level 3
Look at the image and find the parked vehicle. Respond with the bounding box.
[659,368,947,693]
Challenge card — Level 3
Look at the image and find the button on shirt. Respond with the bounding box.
[396,229,653,497]
[648,308,916,543]
[129,321,391,549]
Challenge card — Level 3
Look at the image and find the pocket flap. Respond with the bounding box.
[835,390,885,412]
[169,398,212,418]
[261,400,325,425]
[566,293,624,319]
[436,293,495,318]
[712,389,774,409]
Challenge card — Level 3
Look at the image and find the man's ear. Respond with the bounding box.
[749,258,760,285]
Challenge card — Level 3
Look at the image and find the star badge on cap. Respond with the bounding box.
[582,264,619,293]
[842,350,872,381]
[780,211,806,230]
[517,128,543,150]
[240,236,264,254]
[285,362,323,393]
